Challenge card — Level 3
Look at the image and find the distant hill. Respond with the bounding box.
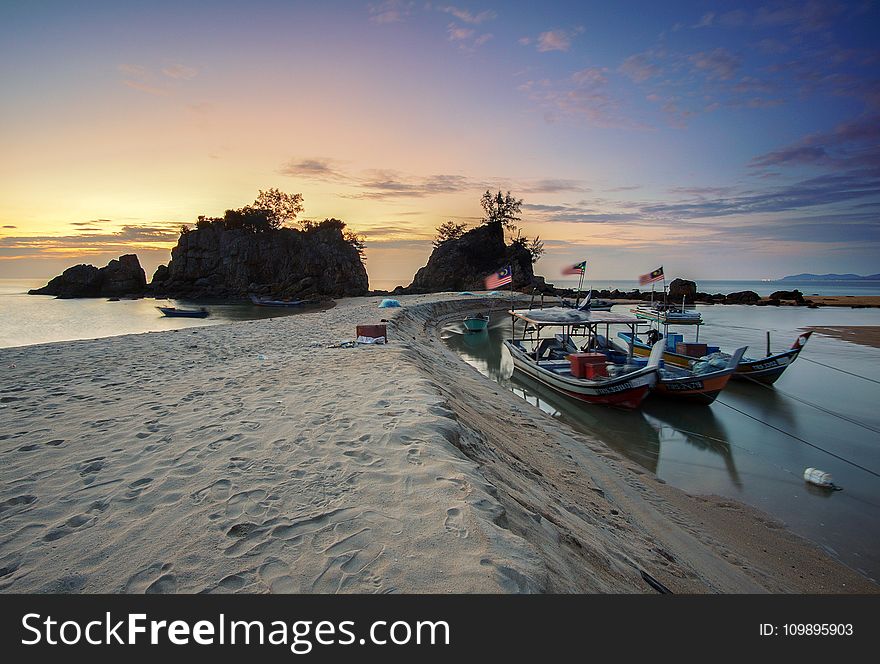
[781,273,880,281]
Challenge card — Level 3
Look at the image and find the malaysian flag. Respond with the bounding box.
[485,266,512,289]
[562,260,587,275]
[639,266,664,286]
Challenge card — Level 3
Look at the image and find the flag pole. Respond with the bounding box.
[576,267,584,306]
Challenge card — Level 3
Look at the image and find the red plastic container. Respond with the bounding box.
[567,352,607,378]
[357,324,387,339]
[676,342,707,357]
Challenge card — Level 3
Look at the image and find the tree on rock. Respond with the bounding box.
[433,221,468,247]
[250,188,304,229]
[480,190,522,230]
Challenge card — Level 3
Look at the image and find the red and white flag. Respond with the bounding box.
[485,266,512,289]
[639,266,664,286]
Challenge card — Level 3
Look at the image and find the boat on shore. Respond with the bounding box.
[503,308,665,409]
[157,306,209,318]
[464,313,490,332]
[249,294,308,307]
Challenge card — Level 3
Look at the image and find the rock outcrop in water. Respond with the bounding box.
[402,220,543,293]
[29,254,147,298]
[149,219,368,300]
[668,278,697,303]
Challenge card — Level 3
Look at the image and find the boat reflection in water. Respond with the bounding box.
[442,316,744,483]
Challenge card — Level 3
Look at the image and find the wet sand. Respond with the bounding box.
[0,294,875,593]
[807,296,880,308]
[804,326,880,349]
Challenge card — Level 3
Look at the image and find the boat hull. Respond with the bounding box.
[156,307,209,318]
[654,371,733,404]
[503,340,658,409]
[463,317,489,332]
[627,334,808,385]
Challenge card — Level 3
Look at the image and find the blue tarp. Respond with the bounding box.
[379,299,401,308]
[457,291,476,296]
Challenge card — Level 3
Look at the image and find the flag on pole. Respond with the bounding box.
[562,260,587,275]
[485,266,512,289]
[639,266,664,286]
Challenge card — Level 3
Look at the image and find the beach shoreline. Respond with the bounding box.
[1,293,876,593]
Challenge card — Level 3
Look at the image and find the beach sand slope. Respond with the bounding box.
[1,294,875,593]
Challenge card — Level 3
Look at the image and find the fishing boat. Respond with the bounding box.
[503,308,665,409]
[464,313,490,332]
[560,333,746,404]
[156,306,209,318]
[619,328,812,385]
[249,294,307,307]
[576,291,613,312]
[632,301,702,324]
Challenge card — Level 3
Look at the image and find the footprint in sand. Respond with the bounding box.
[444,508,469,538]
[125,562,175,593]
[225,489,269,518]
[0,494,37,514]
[43,514,95,542]
[342,450,384,467]
[123,477,154,500]
[258,558,297,593]
[406,448,422,465]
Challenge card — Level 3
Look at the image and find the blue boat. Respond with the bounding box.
[464,313,490,332]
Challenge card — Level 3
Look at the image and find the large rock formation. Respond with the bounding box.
[29,254,147,298]
[149,220,368,299]
[668,278,697,303]
[404,221,540,293]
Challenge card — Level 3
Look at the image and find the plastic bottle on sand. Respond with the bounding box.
[804,467,834,488]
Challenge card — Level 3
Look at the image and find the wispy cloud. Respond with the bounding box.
[368,0,414,24]
[535,27,582,53]
[0,223,182,260]
[688,47,741,81]
[162,63,198,80]
[446,23,492,51]
[619,53,662,83]
[518,66,647,129]
[437,5,496,24]
[280,157,347,180]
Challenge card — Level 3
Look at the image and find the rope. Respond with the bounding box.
[714,398,880,479]
[802,357,880,386]
[740,374,880,436]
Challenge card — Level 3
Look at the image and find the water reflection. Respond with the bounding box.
[442,306,880,580]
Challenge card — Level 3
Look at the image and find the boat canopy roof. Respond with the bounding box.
[509,307,646,326]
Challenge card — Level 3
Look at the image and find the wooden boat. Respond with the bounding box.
[631,302,702,324]
[503,308,665,409]
[620,330,812,385]
[249,294,307,307]
[156,306,209,318]
[557,332,746,404]
[464,313,490,332]
[577,292,613,311]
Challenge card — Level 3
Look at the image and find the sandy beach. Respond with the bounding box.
[1,294,876,593]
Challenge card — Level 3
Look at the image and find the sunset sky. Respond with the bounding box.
[1,0,878,285]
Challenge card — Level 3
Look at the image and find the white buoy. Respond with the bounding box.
[804,467,834,488]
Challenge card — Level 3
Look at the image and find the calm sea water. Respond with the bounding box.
[442,304,880,581]
[369,278,880,296]
[0,279,319,348]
